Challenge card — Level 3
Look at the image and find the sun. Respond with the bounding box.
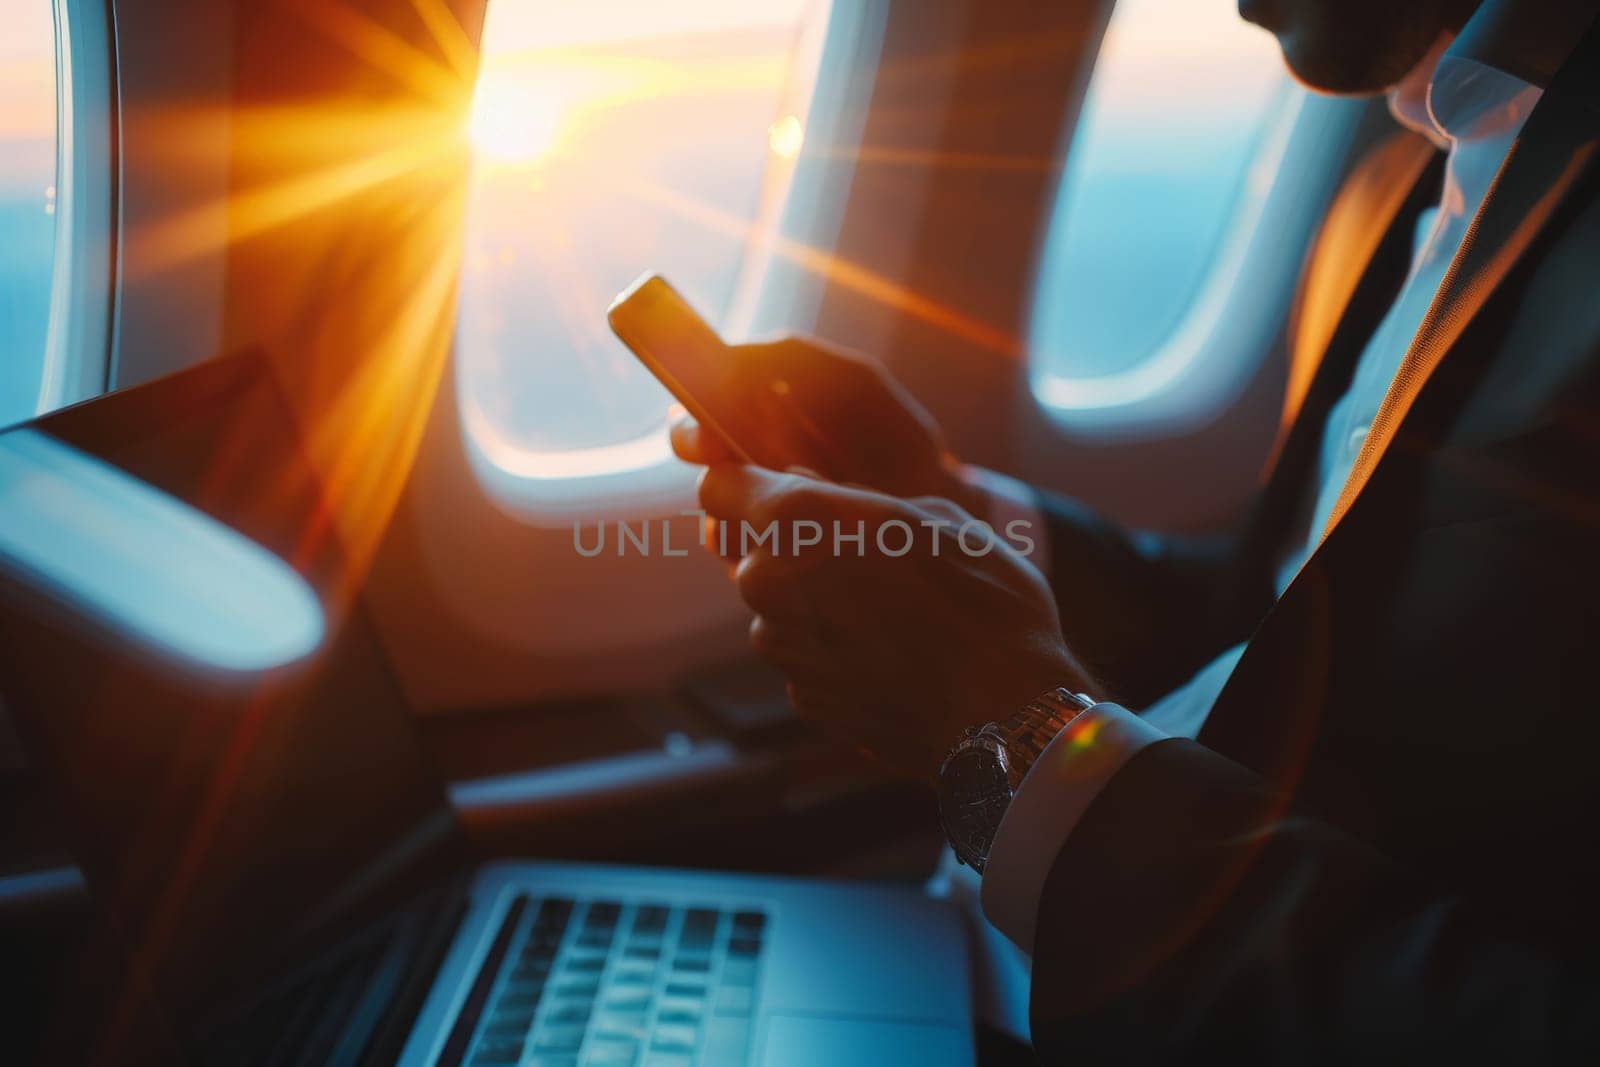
[768,114,804,160]
[468,68,567,165]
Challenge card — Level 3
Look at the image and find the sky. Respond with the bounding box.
[0,0,58,427]
[0,2,54,145]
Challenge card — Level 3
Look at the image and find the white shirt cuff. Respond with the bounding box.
[960,465,1050,575]
[980,702,1167,952]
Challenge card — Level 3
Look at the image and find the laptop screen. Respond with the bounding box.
[0,353,472,1043]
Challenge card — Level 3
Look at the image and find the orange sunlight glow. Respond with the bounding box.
[609,172,1025,358]
[768,113,804,159]
[468,68,568,164]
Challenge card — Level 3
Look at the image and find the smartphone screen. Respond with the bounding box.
[607,273,787,469]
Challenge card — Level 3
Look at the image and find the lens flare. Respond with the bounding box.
[469,71,567,164]
[768,114,804,159]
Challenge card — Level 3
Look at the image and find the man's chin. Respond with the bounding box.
[1277,36,1400,95]
[1234,0,1386,96]
[1237,0,1283,33]
[1251,2,1451,97]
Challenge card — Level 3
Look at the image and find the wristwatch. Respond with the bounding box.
[937,687,1095,874]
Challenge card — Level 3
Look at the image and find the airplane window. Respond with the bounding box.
[1029,0,1287,399]
[0,1,59,427]
[458,0,829,497]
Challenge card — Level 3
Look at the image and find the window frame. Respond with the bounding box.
[39,0,117,416]
[1028,85,1364,441]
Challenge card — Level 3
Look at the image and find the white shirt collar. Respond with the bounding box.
[1388,47,1540,149]
[1427,55,1542,142]
[1385,0,1565,149]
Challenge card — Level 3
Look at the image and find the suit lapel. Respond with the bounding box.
[1317,77,1600,543]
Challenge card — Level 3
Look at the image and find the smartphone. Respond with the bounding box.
[607,273,776,468]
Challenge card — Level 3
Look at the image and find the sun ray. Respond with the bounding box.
[127,105,464,275]
[607,173,1025,359]
[405,0,481,82]
[287,0,471,107]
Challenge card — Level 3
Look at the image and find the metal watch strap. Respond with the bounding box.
[937,686,1097,874]
[993,687,1095,785]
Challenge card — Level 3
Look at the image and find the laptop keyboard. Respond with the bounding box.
[464,896,770,1067]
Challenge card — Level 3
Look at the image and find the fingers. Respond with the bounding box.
[696,465,830,565]
[670,405,835,484]
[724,338,874,478]
[908,495,972,524]
[669,416,740,466]
[733,551,813,621]
[701,466,962,577]
[700,463,896,526]
[747,616,833,672]
[731,336,871,392]
[698,464,800,525]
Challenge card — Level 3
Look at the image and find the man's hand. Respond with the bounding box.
[668,335,985,516]
[699,464,1091,781]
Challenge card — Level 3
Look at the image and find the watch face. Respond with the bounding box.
[939,746,1012,864]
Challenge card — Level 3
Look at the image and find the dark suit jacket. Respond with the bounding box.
[1027,21,1600,1064]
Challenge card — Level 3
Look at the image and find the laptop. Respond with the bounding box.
[0,353,973,1066]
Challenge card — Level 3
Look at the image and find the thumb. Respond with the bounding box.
[698,463,792,522]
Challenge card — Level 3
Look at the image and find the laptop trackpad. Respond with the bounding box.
[761,1015,971,1066]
